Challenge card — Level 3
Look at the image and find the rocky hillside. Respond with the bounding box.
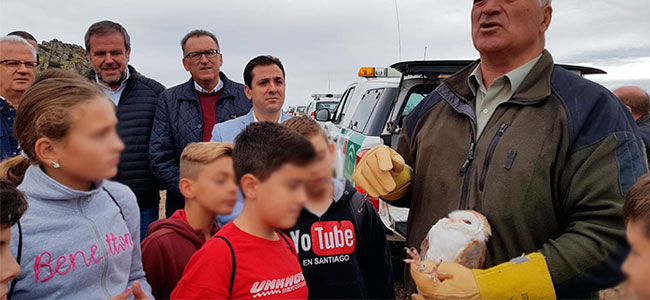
[36,39,92,76]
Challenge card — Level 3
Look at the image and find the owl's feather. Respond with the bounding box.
[456,240,487,269]
[420,210,491,269]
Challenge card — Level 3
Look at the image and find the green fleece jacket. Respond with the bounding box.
[394,50,647,298]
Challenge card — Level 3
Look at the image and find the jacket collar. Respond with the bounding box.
[637,114,650,126]
[302,178,351,217]
[240,109,257,124]
[19,165,104,201]
[179,72,239,103]
[88,65,139,85]
[242,108,291,124]
[174,209,219,237]
[0,96,12,111]
[444,49,555,106]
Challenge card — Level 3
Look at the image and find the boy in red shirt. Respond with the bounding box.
[171,121,315,299]
[141,142,238,299]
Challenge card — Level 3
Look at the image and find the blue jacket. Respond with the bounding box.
[210,108,291,143]
[150,73,251,216]
[90,65,165,210]
[0,97,19,160]
[10,165,153,299]
[636,114,650,162]
[210,108,291,226]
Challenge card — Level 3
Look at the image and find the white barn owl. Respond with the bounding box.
[419,210,491,269]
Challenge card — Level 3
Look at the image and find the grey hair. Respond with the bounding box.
[0,35,37,60]
[180,29,220,55]
[540,0,552,6]
[84,20,131,51]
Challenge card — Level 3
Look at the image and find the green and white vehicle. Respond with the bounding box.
[315,61,606,241]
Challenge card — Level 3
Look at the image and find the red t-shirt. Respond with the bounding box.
[171,222,308,299]
[197,90,224,142]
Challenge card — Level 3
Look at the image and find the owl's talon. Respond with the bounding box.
[404,247,422,265]
[405,249,448,285]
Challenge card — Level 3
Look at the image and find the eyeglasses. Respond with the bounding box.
[0,59,39,69]
[183,49,220,60]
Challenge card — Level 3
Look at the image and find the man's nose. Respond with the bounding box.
[199,53,210,64]
[16,63,30,74]
[268,82,279,94]
[481,0,502,16]
[104,54,115,65]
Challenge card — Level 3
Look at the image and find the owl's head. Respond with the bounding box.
[444,210,492,242]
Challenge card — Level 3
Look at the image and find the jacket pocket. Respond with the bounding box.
[504,150,517,170]
[479,123,509,191]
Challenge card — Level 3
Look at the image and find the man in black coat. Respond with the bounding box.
[150,29,251,218]
[615,86,650,163]
[85,20,165,239]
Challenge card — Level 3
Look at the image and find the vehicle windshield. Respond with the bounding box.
[316,101,339,113]
[403,84,435,117]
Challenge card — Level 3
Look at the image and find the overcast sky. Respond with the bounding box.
[1,0,649,106]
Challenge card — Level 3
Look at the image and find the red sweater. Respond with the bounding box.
[171,222,308,299]
[141,210,218,299]
[197,89,224,142]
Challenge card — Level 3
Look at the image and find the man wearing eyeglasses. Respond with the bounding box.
[84,20,166,239]
[150,29,251,218]
[6,31,39,61]
[0,35,37,160]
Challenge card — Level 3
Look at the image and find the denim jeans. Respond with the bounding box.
[140,205,159,241]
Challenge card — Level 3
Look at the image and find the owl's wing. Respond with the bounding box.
[456,240,487,269]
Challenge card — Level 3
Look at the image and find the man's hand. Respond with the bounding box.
[410,253,556,300]
[109,281,150,300]
[410,261,480,300]
[352,145,407,197]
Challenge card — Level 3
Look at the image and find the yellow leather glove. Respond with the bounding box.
[351,145,411,199]
[411,253,556,300]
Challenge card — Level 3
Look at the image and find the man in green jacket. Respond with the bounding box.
[353,0,648,298]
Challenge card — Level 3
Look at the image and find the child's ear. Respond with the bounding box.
[240,174,258,200]
[329,142,335,156]
[34,137,59,166]
[179,178,195,199]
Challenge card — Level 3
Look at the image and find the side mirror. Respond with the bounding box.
[315,108,331,122]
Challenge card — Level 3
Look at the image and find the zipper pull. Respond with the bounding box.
[460,142,476,176]
[498,123,509,136]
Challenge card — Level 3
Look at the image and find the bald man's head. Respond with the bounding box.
[614,86,650,121]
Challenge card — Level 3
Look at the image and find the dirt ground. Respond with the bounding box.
[159,191,636,300]
[600,282,638,300]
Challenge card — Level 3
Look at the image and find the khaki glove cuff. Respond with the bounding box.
[473,252,556,300]
[382,165,412,201]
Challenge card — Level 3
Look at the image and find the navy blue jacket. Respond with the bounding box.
[90,65,165,210]
[150,73,251,216]
[0,97,19,160]
[636,114,650,162]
